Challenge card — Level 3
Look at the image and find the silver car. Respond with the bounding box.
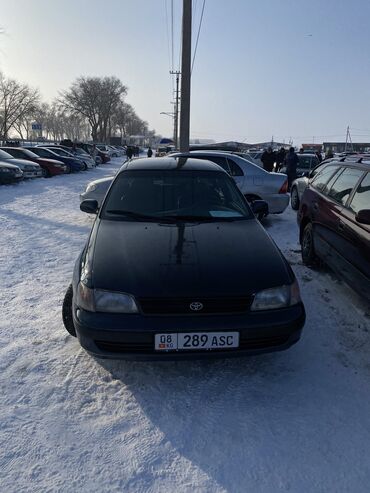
[174,151,289,216]
[290,160,334,210]
[0,149,43,178]
[80,176,114,204]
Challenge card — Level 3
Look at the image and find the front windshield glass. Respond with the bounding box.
[50,148,71,157]
[0,149,14,159]
[102,170,252,222]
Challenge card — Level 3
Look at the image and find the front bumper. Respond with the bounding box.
[23,170,43,178]
[73,303,305,360]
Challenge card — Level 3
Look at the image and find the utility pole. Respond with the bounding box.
[179,0,192,152]
[345,125,353,152]
[170,70,181,149]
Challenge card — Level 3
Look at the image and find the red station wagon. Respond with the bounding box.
[298,161,370,302]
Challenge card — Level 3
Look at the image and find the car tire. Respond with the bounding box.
[42,168,50,178]
[301,223,317,265]
[62,284,76,337]
[65,164,72,174]
[291,187,300,210]
[83,162,88,171]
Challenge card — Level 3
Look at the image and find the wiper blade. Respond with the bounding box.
[105,210,159,220]
[160,215,215,222]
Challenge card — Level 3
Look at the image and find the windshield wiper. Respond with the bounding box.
[159,215,215,222]
[105,210,160,221]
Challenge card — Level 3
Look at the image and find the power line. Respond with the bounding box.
[191,0,206,74]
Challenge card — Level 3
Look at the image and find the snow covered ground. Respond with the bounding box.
[1,158,369,492]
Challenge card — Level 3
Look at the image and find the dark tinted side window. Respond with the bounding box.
[348,173,370,214]
[227,158,243,176]
[310,165,340,193]
[298,155,312,169]
[328,168,365,205]
[6,149,22,158]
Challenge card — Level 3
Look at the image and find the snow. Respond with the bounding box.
[1,159,370,492]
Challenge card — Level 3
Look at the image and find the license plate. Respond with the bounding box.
[154,332,239,351]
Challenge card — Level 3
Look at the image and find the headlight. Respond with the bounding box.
[76,283,138,313]
[251,279,301,311]
[86,183,97,193]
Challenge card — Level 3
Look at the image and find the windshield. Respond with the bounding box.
[0,149,14,159]
[101,170,252,222]
[47,148,72,157]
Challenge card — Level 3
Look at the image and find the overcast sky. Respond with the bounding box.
[1,0,370,145]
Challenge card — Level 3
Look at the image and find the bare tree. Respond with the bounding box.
[60,76,127,142]
[0,73,40,140]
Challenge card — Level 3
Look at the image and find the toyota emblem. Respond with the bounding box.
[190,302,203,311]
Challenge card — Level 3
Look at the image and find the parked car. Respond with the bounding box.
[80,176,114,204]
[37,146,92,170]
[63,156,305,359]
[290,161,332,210]
[72,147,96,168]
[1,147,66,177]
[298,161,370,301]
[290,156,369,210]
[173,150,289,217]
[25,147,83,173]
[0,149,43,178]
[0,162,23,184]
[280,153,320,177]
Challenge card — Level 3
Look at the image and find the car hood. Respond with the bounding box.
[0,160,21,170]
[89,219,292,297]
[4,158,39,169]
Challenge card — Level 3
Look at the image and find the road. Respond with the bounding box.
[0,158,369,492]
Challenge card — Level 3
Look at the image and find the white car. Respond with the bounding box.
[173,150,290,216]
[80,176,114,204]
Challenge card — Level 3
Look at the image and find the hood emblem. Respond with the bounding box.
[190,302,203,311]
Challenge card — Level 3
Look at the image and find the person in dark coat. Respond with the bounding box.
[261,147,276,172]
[126,147,133,160]
[284,147,299,191]
[326,148,334,159]
[147,147,153,158]
[275,147,286,172]
[316,150,322,163]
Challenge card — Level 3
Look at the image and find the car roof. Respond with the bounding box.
[120,156,227,172]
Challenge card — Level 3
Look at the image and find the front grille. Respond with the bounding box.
[138,297,253,315]
[94,335,290,354]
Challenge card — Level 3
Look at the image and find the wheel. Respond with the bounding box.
[65,164,72,174]
[41,168,49,178]
[291,187,300,210]
[301,223,317,265]
[83,162,88,171]
[62,284,76,337]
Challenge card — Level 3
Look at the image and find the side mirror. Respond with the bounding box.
[251,200,269,217]
[80,199,99,214]
[355,209,370,225]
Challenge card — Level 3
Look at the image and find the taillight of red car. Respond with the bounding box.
[279,180,288,194]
